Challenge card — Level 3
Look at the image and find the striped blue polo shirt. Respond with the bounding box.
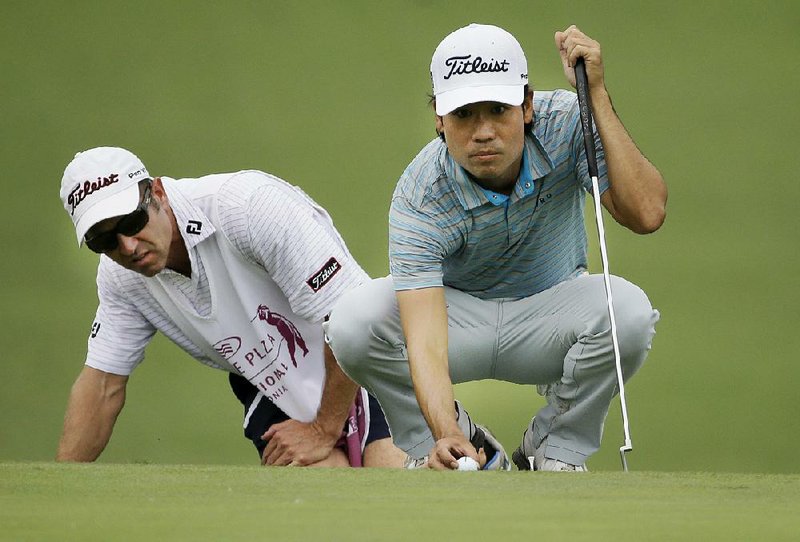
[389,89,609,299]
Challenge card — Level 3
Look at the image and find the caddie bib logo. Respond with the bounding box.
[251,304,308,368]
[221,304,311,403]
[212,336,242,359]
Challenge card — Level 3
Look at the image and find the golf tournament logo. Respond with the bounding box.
[212,336,241,359]
[222,304,310,403]
[67,173,119,215]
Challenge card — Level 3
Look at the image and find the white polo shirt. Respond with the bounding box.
[85,170,367,392]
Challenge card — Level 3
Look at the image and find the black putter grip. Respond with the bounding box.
[574,58,599,178]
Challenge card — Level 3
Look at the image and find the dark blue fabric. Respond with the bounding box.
[228,373,390,459]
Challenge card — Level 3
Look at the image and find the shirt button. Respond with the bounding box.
[524,182,531,189]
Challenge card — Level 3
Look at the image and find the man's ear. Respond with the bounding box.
[522,90,534,123]
[435,114,445,141]
[151,177,164,194]
[150,177,168,208]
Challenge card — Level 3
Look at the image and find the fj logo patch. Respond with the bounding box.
[186,220,203,235]
[90,321,101,338]
[306,257,341,292]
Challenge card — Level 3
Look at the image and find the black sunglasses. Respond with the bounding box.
[85,184,152,254]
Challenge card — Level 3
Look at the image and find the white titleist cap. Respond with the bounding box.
[430,23,528,116]
[60,146,150,245]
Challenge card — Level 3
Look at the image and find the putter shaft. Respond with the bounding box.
[577,58,633,472]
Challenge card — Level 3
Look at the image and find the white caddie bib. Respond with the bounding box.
[144,176,325,422]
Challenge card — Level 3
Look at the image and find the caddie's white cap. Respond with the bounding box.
[430,23,528,116]
[60,146,150,245]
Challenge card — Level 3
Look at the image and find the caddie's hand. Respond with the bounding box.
[427,435,486,470]
[555,25,605,90]
[260,419,337,466]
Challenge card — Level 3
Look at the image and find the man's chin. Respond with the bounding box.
[127,258,164,277]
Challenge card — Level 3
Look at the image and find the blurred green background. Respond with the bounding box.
[1,0,797,473]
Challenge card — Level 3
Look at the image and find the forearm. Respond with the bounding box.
[591,86,667,233]
[408,345,459,441]
[397,288,460,441]
[56,367,127,462]
[556,25,667,233]
[313,342,360,442]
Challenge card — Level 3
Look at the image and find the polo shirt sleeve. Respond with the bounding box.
[84,259,156,376]
[388,194,449,291]
[219,172,368,323]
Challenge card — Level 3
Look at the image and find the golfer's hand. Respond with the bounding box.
[427,435,486,470]
[555,25,604,90]
[261,419,337,466]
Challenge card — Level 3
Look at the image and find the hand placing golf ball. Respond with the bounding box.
[456,456,480,471]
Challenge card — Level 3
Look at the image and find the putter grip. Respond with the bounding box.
[574,58,599,178]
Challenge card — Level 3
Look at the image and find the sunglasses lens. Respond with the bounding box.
[117,209,149,237]
[85,232,118,254]
[84,184,151,254]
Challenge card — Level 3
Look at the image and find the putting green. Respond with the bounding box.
[2,462,798,541]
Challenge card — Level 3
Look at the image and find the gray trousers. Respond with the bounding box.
[325,274,659,465]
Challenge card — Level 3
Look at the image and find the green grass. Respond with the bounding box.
[2,0,800,478]
[1,8,797,540]
[2,462,798,541]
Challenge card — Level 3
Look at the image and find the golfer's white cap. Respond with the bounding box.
[430,23,528,116]
[60,146,150,246]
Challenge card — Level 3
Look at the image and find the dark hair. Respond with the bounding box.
[431,85,533,142]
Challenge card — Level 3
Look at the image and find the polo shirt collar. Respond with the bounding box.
[161,178,216,249]
[446,133,554,210]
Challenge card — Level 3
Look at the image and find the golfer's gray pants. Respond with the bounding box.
[325,274,659,465]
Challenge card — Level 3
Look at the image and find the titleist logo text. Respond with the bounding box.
[307,257,341,292]
[443,55,510,80]
[67,173,119,215]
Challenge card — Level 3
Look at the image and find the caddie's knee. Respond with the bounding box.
[326,276,400,375]
[609,277,659,377]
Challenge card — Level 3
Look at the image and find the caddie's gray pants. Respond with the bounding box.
[325,274,659,465]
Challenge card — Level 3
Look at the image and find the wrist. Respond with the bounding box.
[589,85,612,110]
[433,420,464,441]
[312,418,343,443]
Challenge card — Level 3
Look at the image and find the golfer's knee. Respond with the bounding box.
[611,277,658,373]
[326,277,398,374]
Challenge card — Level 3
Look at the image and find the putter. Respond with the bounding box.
[574,57,633,472]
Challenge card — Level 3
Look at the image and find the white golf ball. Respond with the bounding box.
[456,456,480,471]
